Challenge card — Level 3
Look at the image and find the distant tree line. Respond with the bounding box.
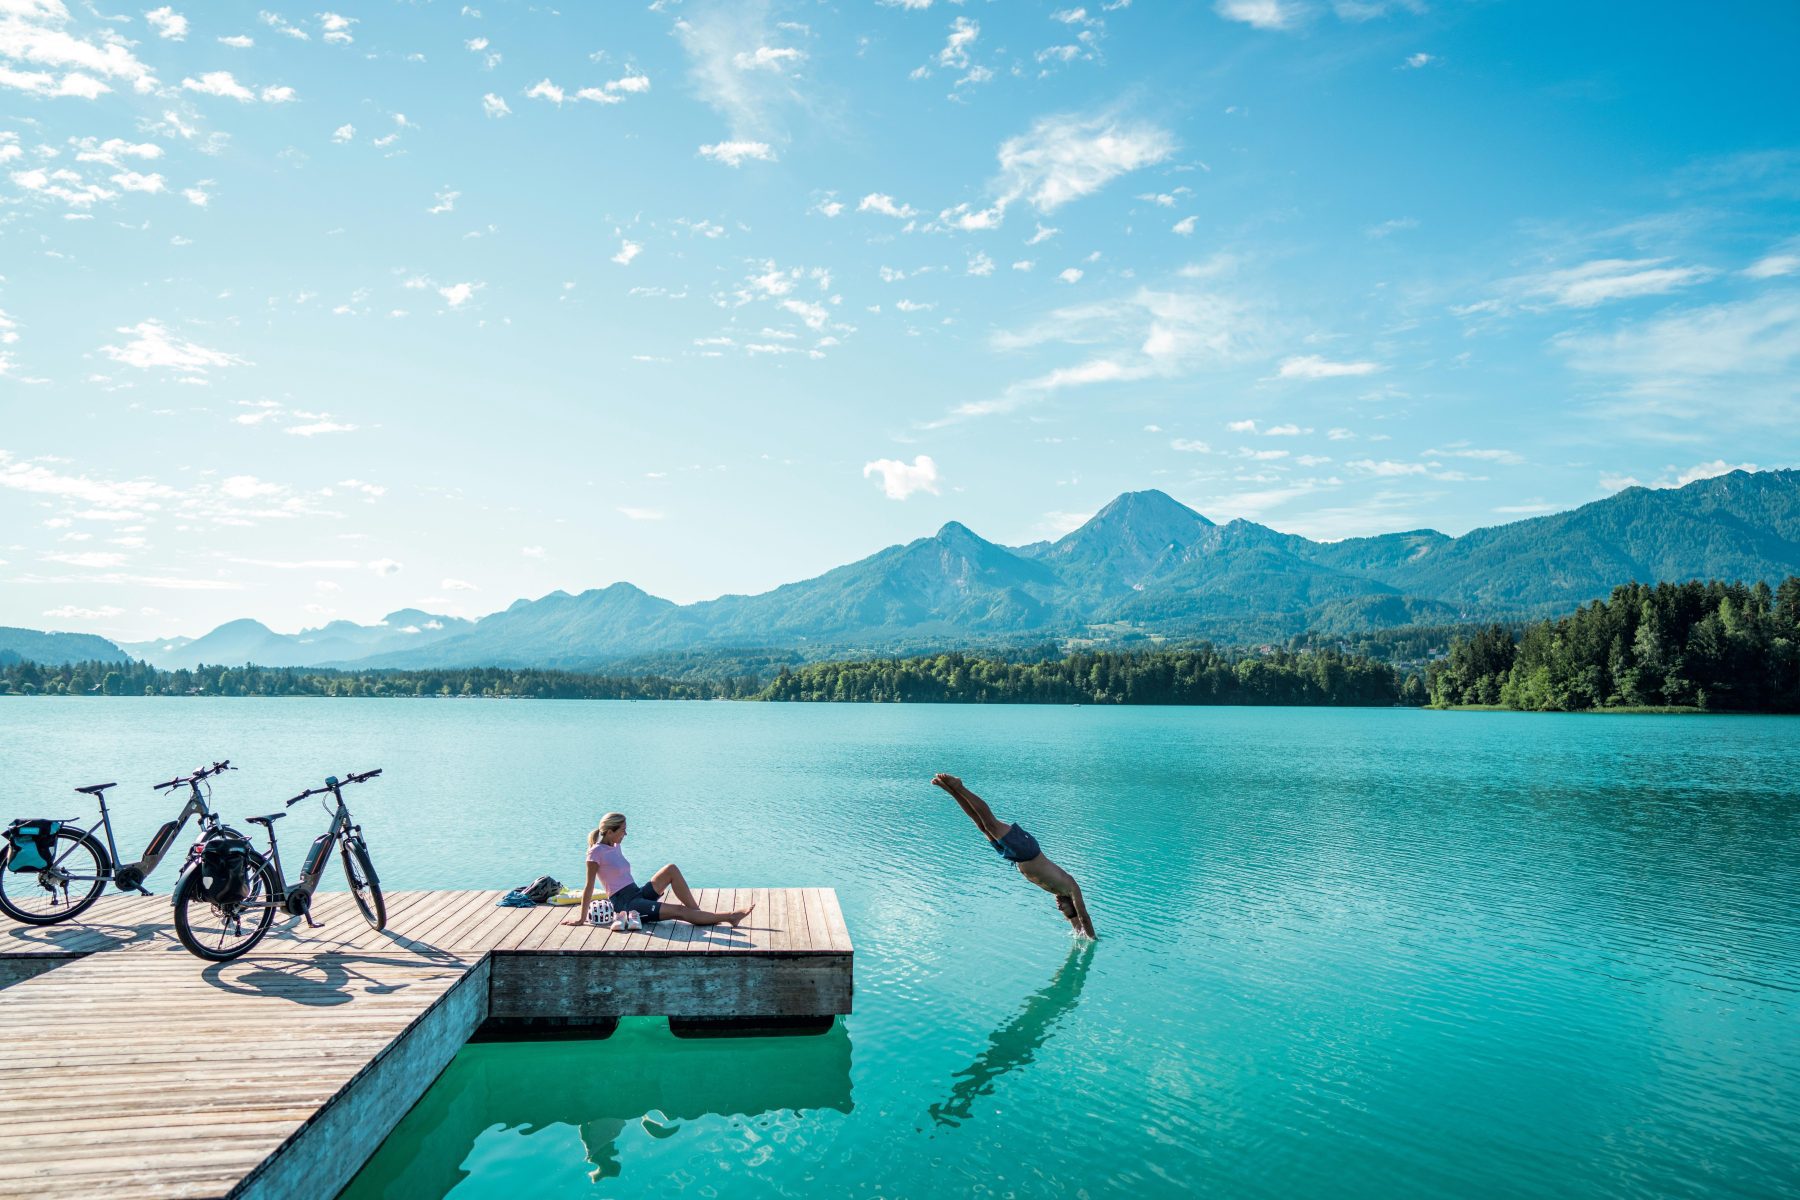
[1427,578,1800,712]
[0,660,753,700]
[758,646,1420,706]
[0,647,1420,707]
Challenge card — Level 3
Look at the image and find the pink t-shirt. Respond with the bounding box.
[587,841,634,895]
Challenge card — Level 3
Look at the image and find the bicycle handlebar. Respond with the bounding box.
[285,768,383,807]
[152,759,235,791]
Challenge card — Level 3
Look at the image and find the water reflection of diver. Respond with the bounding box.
[929,942,1095,1128]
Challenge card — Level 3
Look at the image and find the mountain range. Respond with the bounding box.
[20,468,1800,672]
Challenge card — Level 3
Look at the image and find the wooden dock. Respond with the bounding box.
[0,888,853,1200]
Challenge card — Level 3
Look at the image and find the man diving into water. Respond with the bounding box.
[932,773,1097,939]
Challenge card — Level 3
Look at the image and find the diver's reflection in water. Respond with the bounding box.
[929,941,1095,1128]
[342,1021,853,1198]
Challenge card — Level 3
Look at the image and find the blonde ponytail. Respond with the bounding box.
[589,811,627,846]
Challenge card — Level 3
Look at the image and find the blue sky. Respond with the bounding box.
[2,0,1797,641]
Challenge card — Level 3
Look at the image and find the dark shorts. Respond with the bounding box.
[990,823,1043,864]
[608,882,663,922]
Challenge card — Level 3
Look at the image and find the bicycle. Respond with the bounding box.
[0,761,239,926]
[171,769,386,961]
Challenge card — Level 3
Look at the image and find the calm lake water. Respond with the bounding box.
[3,699,1797,1199]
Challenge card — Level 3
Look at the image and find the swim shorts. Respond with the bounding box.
[990,823,1043,864]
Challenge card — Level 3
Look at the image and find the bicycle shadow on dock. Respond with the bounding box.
[0,917,166,955]
[198,947,475,1006]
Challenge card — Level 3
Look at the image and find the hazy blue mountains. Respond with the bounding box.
[124,609,472,670]
[0,627,129,667]
[69,468,1800,672]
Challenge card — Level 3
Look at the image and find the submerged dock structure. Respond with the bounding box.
[0,887,853,1199]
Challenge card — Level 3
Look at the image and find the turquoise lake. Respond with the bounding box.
[2,699,1796,1198]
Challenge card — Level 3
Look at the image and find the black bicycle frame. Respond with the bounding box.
[246,785,359,919]
[50,776,223,893]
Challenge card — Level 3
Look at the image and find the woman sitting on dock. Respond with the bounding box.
[562,812,755,928]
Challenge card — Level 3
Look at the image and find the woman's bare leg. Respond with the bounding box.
[651,863,698,908]
[658,900,756,927]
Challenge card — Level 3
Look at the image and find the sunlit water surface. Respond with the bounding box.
[2,700,1796,1199]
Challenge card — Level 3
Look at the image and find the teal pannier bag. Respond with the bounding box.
[5,820,63,872]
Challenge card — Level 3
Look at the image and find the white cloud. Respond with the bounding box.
[858,192,917,219]
[1214,0,1300,29]
[482,92,510,118]
[936,288,1262,426]
[781,298,829,329]
[284,420,357,436]
[43,604,125,620]
[698,140,775,166]
[521,545,545,558]
[1402,52,1433,68]
[967,251,995,276]
[1027,223,1059,245]
[99,320,246,377]
[1276,354,1381,380]
[110,169,163,193]
[1172,215,1197,236]
[733,45,803,70]
[525,78,564,104]
[428,188,459,215]
[218,34,253,47]
[1744,253,1799,280]
[437,282,482,308]
[1226,418,1257,433]
[181,71,293,102]
[332,122,354,143]
[617,506,664,520]
[863,454,940,500]
[441,578,478,591]
[0,1,159,97]
[612,238,642,266]
[11,165,115,207]
[1555,292,1800,424]
[955,111,1173,230]
[319,12,356,44]
[1170,438,1211,452]
[1264,423,1312,435]
[367,558,402,576]
[145,6,188,40]
[1058,267,1084,284]
[1476,257,1717,312]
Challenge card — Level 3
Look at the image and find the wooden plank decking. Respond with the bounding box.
[0,888,853,1200]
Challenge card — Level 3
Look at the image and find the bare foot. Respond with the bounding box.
[561,917,589,926]
[725,901,757,926]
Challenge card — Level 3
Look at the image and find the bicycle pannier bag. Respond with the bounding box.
[197,832,253,905]
[5,820,62,873]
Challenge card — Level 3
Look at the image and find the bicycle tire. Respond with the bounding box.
[0,828,108,925]
[342,838,385,931]
[172,852,279,961]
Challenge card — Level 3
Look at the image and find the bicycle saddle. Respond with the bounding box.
[245,813,286,827]
[75,783,117,795]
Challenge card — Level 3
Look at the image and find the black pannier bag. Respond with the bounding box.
[5,820,62,873]
[196,832,254,905]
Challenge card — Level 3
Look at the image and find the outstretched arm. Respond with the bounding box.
[1070,884,1098,940]
[562,860,599,926]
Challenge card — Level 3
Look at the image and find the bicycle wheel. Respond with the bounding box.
[172,853,279,961]
[0,829,108,925]
[342,837,385,931]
